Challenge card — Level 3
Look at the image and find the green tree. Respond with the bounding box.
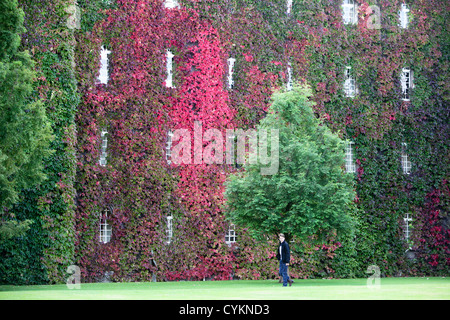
[224,84,356,243]
[0,0,53,238]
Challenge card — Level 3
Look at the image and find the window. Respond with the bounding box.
[401,142,411,174]
[165,49,175,88]
[345,141,356,173]
[286,0,293,15]
[165,130,173,164]
[166,214,173,244]
[344,66,356,98]
[287,63,293,91]
[100,208,112,244]
[225,224,237,245]
[164,0,180,9]
[403,213,413,241]
[98,46,111,85]
[99,129,108,166]
[226,132,240,167]
[399,3,410,29]
[342,0,357,25]
[227,57,236,89]
[401,68,412,101]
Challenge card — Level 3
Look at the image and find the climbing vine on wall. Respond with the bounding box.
[1,0,447,284]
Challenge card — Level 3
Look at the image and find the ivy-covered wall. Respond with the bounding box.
[1,0,447,284]
[73,0,449,281]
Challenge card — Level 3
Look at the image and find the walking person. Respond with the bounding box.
[276,233,293,287]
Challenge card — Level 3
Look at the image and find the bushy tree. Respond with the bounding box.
[0,0,53,237]
[224,84,356,242]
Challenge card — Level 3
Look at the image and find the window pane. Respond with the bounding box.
[98,47,110,84]
[166,50,174,88]
[227,58,236,89]
[401,68,411,101]
[399,4,410,29]
[342,1,357,25]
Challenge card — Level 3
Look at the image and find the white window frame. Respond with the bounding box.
[100,208,112,244]
[99,129,108,166]
[342,0,357,25]
[286,0,293,15]
[164,0,180,9]
[345,141,356,173]
[227,57,236,89]
[165,49,175,88]
[401,142,411,174]
[344,66,356,98]
[287,63,293,91]
[225,224,237,245]
[165,130,173,164]
[399,3,410,29]
[166,213,173,244]
[403,213,413,242]
[226,132,237,167]
[401,68,413,101]
[98,46,111,85]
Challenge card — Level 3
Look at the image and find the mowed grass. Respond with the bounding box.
[0,277,449,300]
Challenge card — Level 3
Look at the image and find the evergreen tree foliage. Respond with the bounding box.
[0,0,53,237]
[225,84,356,242]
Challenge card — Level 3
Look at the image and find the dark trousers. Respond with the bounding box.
[279,261,290,286]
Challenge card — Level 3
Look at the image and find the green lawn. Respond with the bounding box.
[0,277,449,300]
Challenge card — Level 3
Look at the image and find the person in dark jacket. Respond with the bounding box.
[276,233,293,287]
